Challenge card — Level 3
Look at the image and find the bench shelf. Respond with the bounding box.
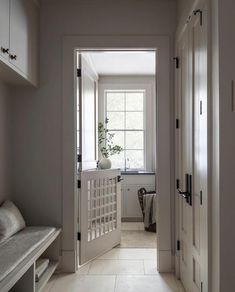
[35,261,58,292]
[0,228,61,292]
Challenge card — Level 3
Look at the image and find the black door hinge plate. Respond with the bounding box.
[176,179,180,189]
[77,154,82,163]
[200,190,203,205]
[176,119,179,129]
[177,240,180,251]
[77,68,81,77]
[77,180,81,189]
[194,9,203,26]
[173,57,179,69]
[77,232,81,241]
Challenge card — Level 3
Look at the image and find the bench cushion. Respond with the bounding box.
[0,227,56,282]
[0,201,26,243]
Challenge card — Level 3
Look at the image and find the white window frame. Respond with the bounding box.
[98,76,156,172]
[105,89,147,171]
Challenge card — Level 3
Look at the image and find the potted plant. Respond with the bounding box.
[98,119,123,169]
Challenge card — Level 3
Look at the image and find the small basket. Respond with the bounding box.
[138,188,156,232]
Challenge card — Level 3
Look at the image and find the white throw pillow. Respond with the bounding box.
[0,200,26,243]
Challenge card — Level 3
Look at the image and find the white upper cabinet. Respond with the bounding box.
[0,0,10,60]
[0,0,39,86]
[9,0,29,75]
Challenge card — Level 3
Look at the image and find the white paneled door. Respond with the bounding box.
[176,4,208,292]
[76,53,121,266]
[77,53,98,171]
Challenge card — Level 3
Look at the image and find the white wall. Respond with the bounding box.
[10,0,176,225]
[0,81,11,204]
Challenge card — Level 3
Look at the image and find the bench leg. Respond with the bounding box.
[11,263,35,292]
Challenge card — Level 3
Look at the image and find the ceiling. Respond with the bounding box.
[87,51,156,76]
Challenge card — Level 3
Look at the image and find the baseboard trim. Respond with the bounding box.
[122,217,143,222]
[157,250,173,272]
[61,250,76,272]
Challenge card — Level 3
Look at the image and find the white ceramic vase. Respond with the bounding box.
[99,157,112,169]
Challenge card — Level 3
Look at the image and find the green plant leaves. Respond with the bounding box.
[98,121,123,158]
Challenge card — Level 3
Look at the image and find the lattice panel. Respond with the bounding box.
[87,177,118,242]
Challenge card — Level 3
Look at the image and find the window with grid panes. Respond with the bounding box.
[105,90,145,170]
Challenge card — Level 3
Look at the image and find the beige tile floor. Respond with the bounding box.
[44,248,185,292]
[43,223,185,292]
[120,222,156,248]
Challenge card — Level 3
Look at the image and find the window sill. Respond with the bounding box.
[121,171,155,175]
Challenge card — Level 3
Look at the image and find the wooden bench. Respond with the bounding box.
[0,227,61,292]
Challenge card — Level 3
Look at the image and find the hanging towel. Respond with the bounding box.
[143,194,156,228]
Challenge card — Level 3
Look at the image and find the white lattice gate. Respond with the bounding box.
[79,169,121,265]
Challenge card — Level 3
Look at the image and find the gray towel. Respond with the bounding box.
[143,194,156,228]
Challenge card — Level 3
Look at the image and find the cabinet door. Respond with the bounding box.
[9,0,28,73]
[125,185,143,218]
[121,187,126,217]
[0,0,10,60]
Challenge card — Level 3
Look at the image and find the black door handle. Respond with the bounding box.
[9,54,17,60]
[1,47,9,54]
[117,175,123,182]
[177,189,191,201]
[177,174,192,206]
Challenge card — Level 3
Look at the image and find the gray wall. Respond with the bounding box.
[211,0,220,291]
[177,0,195,22]
[0,81,11,204]
[217,0,235,290]
[10,0,176,226]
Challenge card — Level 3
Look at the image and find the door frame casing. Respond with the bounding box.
[62,35,173,272]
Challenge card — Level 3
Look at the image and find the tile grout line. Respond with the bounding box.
[114,275,117,292]
[87,261,92,274]
[47,277,57,292]
[142,259,146,275]
[92,258,155,261]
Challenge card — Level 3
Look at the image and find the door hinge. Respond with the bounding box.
[176,119,179,129]
[77,180,81,189]
[200,190,203,205]
[201,281,203,292]
[77,68,81,77]
[176,179,180,189]
[173,57,179,69]
[77,232,81,241]
[200,100,203,115]
[194,9,203,26]
[177,240,180,251]
[77,154,82,163]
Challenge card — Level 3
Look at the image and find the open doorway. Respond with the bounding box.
[76,50,157,266]
[62,35,172,273]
